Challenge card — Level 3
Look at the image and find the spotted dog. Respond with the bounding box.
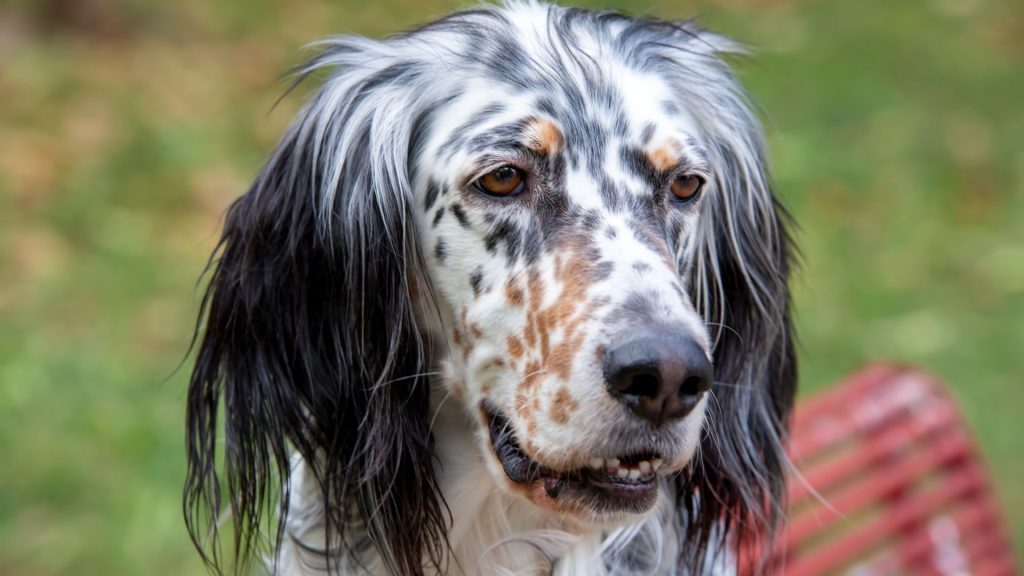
[185,2,797,575]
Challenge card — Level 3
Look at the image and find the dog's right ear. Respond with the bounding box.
[183,38,449,575]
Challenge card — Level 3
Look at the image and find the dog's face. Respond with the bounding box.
[186,3,797,572]
[412,11,721,521]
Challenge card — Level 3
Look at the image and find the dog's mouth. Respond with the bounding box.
[485,405,663,514]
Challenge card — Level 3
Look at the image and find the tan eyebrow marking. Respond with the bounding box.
[645,138,681,172]
[524,118,563,156]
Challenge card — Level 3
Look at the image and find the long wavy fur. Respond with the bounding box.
[185,2,796,574]
[184,39,448,574]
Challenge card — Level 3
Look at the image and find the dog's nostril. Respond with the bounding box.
[680,375,707,398]
[624,372,660,399]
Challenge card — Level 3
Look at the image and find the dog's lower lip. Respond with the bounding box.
[484,404,661,509]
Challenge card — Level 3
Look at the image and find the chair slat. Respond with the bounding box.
[765,364,1019,576]
[789,403,958,504]
[786,431,974,546]
[784,466,985,576]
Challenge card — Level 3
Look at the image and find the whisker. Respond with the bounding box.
[712,380,761,393]
[428,386,457,433]
[704,321,743,343]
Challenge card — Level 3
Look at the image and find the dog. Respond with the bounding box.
[184,2,797,574]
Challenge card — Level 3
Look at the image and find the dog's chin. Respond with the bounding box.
[481,404,689,522]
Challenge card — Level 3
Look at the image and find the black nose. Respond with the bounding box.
[602,331,713,426]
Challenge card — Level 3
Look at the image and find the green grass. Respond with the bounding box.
[1,0,1021,573]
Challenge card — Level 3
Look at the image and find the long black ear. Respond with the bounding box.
[184,38,447,575]
[646,24,798,571]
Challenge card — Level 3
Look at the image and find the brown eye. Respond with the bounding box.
[670,173,704,202]
[475,166,525,197]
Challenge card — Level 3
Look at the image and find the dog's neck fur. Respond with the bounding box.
[274,392,732,576]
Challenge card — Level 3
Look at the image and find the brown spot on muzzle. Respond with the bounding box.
[507,335,525,360]
[513,236,609,419]
[505,277,526,308]
[550,387,579,425]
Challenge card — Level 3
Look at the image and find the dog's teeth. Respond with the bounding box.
[617,468,629,478]
[628,469,641,480]
[607,458,620,468]
[588,458,603,469]
[638,461,652,473]
[651,458,663,471]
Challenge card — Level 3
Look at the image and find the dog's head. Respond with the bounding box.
[185,2,796,573]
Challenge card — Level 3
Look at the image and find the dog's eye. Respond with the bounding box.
[670,174,704,202]
[475,166,526,197]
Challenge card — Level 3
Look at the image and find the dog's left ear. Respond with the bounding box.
[184,38,448,575]
[649,22,798,568]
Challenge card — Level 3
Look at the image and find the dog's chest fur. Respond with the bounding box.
[276,391,734,576]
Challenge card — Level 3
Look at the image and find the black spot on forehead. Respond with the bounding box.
[684,137,709,163]
[464,120,535,156]
[432,206,445,227]
[572,118,610,176]
[535,97,558,117]
[620,145,665,186]
[485,37,534,84]
[597,176,626,213]
[640,124,656,145]
[437,103,510,160]
[585,76,623,112]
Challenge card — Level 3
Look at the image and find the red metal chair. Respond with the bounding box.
[754,364,1018,575]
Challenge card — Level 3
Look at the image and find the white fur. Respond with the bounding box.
[276,393,733,575]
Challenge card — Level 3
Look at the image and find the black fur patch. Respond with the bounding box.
[424,180,442,210]
[434,239,448,263]
[593,260,614,282]
[450,203,471,229]
[470,268,484,295]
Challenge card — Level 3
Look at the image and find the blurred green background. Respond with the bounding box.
[0,0,1021,574]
